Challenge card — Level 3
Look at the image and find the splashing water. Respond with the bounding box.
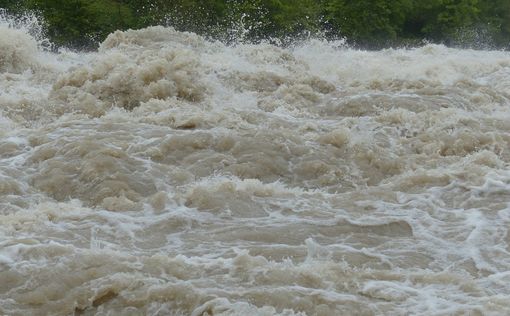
[1,13,510,316]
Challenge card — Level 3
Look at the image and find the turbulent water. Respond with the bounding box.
[1,17,510,316]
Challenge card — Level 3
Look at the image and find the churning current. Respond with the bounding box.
[1,18,510,316]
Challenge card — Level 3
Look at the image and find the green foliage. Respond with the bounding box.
[477,0,510,46]
[411,0,479,39]
[323,0,413,46]
[25,0,93,47]
[87,0,136,39]
[1,0,22,12]
[22,0,135,48]
[1,0,509,49]
[225,0,321,42]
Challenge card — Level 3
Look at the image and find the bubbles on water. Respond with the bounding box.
[1,21,510,316]
[50,27,208,116]
[0,20,39,73]
[0,9,49,47]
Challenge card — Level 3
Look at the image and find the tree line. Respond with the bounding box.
[2,0,510,49]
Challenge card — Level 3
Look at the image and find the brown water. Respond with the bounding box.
[1,20,510,316]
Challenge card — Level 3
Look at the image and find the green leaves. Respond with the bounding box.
[321,0,510,48]
[3,0,509,49]
[23,0,136,48]
[323,0,413,46]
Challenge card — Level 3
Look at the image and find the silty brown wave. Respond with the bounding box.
[1,22,510,316]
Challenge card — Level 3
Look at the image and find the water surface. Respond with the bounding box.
[1,21,510,316]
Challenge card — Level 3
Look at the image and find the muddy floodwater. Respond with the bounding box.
[1,16,510,316]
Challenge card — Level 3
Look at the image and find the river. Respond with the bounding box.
[1,16,510,316]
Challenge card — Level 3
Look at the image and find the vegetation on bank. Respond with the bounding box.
[2,0,510,49]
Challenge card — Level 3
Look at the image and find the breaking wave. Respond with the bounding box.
[1,15,510,316]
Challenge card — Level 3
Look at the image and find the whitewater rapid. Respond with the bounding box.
[1,18,510,316]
